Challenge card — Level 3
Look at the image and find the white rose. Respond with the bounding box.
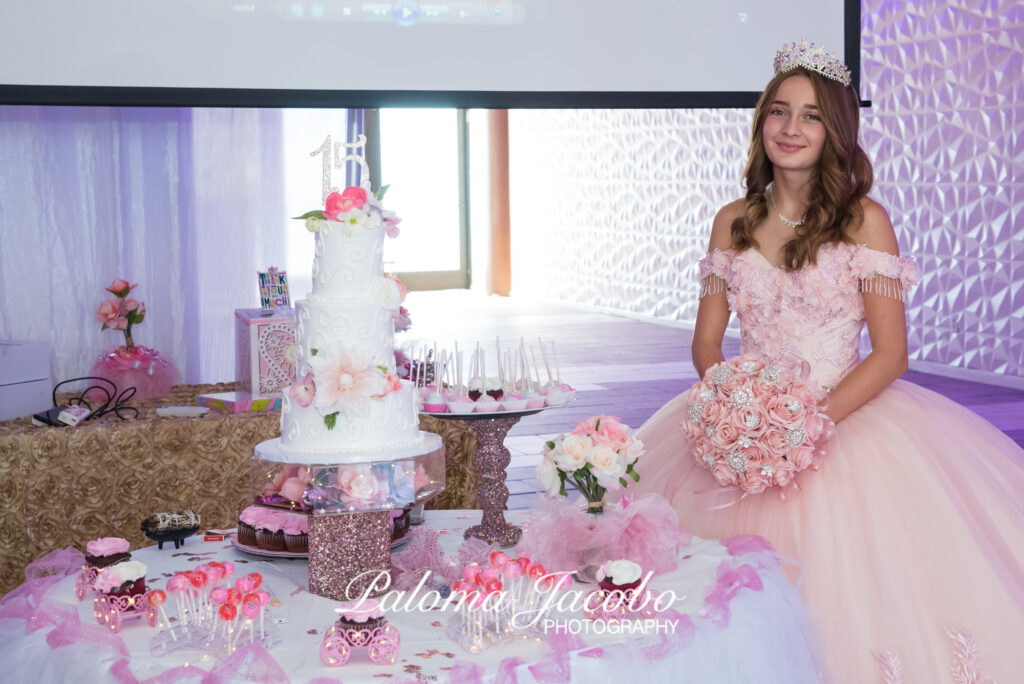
[588,444,625,488]
[554,434,591,472]
[599,559,642,585]
[623,437,644,465]
[536,457,561,497]
[364,208,383,229]
[369,277,402,312]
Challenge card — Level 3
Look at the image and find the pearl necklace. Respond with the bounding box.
[768,185,805,228]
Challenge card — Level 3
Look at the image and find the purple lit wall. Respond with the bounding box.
[508,1,1024,383]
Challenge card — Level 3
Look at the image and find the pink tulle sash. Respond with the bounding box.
[516,494,691,576]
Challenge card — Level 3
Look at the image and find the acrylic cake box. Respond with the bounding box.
[234,308,297,395]
[0,340,52,422]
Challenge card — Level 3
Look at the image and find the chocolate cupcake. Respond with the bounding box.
[94,560,148,598]
[283,513,309,553]
[85,537,131,569]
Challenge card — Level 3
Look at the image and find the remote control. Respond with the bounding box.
[156,406,211,418]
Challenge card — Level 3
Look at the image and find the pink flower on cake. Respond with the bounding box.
[383,213,401,239]
[384,374,403,394]
[105,279,137,297]
[309,346,385,420]
[324,187,368,219]
[370,276,403,312]
[289,372,317,408]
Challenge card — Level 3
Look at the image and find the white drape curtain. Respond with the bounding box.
[0,105,326,385]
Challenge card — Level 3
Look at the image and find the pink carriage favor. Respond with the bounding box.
[320,599,400,666]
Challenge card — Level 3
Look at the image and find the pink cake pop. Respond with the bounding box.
[249,572,263,590]
[148,590,176,641]
[488,551,509,567]
[463,563,481,584]
[210,586,229,605]
[236,576,255,594]
[227,588,242,605]
[481,566,500,583]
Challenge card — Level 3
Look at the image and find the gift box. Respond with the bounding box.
[199,391,282,413]
[0,340,52,421]
[235,308,297,394]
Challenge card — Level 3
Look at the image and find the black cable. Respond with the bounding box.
[51,376,139,421]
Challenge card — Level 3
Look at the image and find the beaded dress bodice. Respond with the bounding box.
[699,243,919,397]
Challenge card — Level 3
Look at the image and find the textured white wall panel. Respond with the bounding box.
[509,1,1024,378]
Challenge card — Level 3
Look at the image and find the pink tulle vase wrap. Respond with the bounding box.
[90,278,177,400]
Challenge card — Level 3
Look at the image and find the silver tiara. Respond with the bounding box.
[774,38,851,88]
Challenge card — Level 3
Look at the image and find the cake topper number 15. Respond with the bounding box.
[310,134,373,205]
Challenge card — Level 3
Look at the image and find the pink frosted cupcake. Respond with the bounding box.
[283,512,309,553]
[85,537,131,569]
[256,512,286,551]
[237,506,264,547]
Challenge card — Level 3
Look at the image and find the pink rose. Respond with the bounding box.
[767,394,804,426]
[110,316,129,330]
[592,418,630,449]
[95,299,121,326]
[384,375,403,393]
[324,187,368,219]
[701,398,728,426]
[761,429,789,458]
[122,297,146,316]
[741,470,768,495]
[105,278,137,297]
[710,422,740,451]
[384,217,401,238]
[710,461,738,487]
[790,446,814,470]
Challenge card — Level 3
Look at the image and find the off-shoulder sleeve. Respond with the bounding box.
[849,244,920,302]
[697,249,732,298]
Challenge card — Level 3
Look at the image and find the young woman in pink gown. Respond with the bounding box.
[633,41,1024,682]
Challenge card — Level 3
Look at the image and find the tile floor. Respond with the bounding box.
[402,290,1024,510]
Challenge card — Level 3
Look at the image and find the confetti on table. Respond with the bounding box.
[431,621,442,627]
[290,586,306,597]
[457,515,472,519]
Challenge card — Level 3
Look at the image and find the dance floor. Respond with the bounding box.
[401,289,1024,509]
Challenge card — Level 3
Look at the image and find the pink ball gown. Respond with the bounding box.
[633,243,1024,682]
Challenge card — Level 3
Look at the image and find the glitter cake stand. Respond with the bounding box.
[428,406,567,547]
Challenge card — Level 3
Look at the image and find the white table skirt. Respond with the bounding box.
[0,509,824,683]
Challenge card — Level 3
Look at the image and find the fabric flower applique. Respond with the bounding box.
[308,346,386,426]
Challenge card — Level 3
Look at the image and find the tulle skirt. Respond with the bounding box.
[631,379,1024,682]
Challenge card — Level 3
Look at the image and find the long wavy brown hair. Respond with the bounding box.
[732,67,873,270]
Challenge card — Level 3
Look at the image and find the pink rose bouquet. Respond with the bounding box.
[682,354,834,496]
[536,415,643,514]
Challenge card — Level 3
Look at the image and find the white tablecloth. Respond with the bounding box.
[0,510,824,683]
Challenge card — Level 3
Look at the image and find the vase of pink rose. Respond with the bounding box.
[90,278,176,400]
[536,415,643,514]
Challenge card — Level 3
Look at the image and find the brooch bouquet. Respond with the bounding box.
[682,354,834,497]
[536,415,643,514]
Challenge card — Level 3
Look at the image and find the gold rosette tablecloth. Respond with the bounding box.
[0,384,479,596]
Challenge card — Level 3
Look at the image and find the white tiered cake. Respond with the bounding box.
[255,185,441,465]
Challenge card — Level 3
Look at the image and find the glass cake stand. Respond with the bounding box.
[423,401,572,547]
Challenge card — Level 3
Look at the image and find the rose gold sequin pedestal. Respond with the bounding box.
[461,415,523,547]
[309,511,391,600]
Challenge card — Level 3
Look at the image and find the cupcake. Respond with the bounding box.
[389,508,411,543]
[85,537,131,569]
[283,512,309,553]
[237,506,263,547]
[256,513,286,551]
[335,598,386,632]
[94,560,148,599]
[596,559,644,595]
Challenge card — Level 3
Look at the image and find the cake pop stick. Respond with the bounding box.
[551,341,561,385]
[256,590,270,639]
[537,338,554,385]
[148,590,176,640]
[529,346,543,389]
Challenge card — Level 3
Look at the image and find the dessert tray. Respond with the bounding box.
[420,398,573,420]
